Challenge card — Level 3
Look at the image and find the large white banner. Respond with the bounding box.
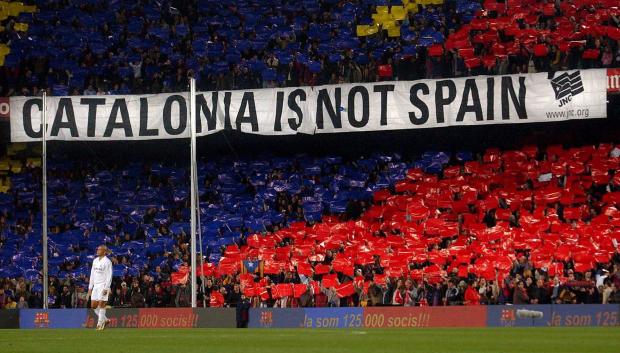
[9,69,607,142]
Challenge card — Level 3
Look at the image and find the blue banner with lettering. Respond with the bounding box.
[10,305,620,329]
[248,308,306,328]
[20,309,88,329]
[487,305,619,327]
[301,308,364,328]
[248,307,364,328]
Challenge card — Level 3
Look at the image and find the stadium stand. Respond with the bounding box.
[0,0,618,310]
[1,139,619,308]
[0,0,619,96]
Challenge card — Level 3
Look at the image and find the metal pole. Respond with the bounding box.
[195,163,206,307]
[42,91,48,309]
[189,78,197,308]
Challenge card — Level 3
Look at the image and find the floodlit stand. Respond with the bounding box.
[42,91,48,309]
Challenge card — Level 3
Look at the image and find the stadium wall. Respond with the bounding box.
[0,309,19,329]
[1,305,618,329]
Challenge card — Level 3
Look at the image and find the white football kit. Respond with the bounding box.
[89,256,112,301]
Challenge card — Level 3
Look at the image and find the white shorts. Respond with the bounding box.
[91,286,110,302]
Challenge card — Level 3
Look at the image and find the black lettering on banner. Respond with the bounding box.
[23,98,42,138]
[347,86,369,128]
[235,92,259,132]
[50,98,79,137]
[196,93,218,133]
[434,80,456,124]
[373,84,395,125]
[139,97,158,136]
[287,89,306,131]
[81,98,106,137]
[456,79,483,122]
[409,83,430,125]
[486,78,495,121]
[501,76,527,120]
[104,99,133,137]
[162,95,187,135]
[274,91,285,131]
[316,88,342,129]
[273,90,306,132]
[223,92,233,130]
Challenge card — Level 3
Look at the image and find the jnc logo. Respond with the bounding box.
[549,71,584,107]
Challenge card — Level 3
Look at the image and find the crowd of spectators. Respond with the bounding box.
[1,141,620,309]
[0,0,619,97]
[1,258,619,309]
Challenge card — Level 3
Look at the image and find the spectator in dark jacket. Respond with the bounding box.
[529,278,550,304]
[112,282,132,307]
[236,295,251,328]
[367,281,383,306]
[607,284,620,304]
[175,284,191,307]
[59,286,73,308]
[131,288,146,308]
[227,284,242,308]
[513,281,529,304]
[445,280,461,306]
[148,284,169,307]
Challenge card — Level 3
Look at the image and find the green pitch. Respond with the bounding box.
[0,328,618,353]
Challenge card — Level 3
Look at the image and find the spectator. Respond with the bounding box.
[392,279,406,306]
[513,281,529,305]
[48,287,60,309]
[367,281,383,307]
[72,286,88,308]
[17,296,29,309]
[463,280,480,305]
[298,284,314,308]
[28,291,43,309]
[601,47,614,68]
[111,282,131,307]
[596,269,610,288]
[14,282,29,303]
[209,288,226,308]
[59,286,73,309]
[478,278,498,305]
[131,288,146,308]
[584,286,600,304]
[236,295,251,328]
[322,285,339,308]
[83,85,97,95]
[530,278,550,304]
[226,284,242,308]
[602,281,614,304]
[445,280,461,306]
[5,296,17,309]
[608,284,620,304]
[558,287,577,304]
[175,284,191,307]
[403,279,417,307]
[148,284,168,308]
[550,276,562,303]
[129,60,142,79]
